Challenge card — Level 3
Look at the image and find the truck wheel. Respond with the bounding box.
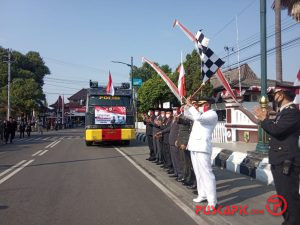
[86,141,92,146]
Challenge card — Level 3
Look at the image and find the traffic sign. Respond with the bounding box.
[133,78,142,86]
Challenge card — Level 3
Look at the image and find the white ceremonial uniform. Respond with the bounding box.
[186,106,218,206]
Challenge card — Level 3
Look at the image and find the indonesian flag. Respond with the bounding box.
[106,71,115,96]
[293,69,300,109]
[177,63,186,99]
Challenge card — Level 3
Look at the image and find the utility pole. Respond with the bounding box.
[224,46,234,69]
[130,56,137,128]
[3,49,12,120]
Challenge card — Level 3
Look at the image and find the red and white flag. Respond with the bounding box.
[142,57,181,102]
[177,56,186,100]
[106,71,115,96]
[293,69,300,109]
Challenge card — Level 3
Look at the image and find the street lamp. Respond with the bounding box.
[111,57,138,128]
[256,0,269,153]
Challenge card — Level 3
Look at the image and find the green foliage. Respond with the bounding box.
[0,46,50,118]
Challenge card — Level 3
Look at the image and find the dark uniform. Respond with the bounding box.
[259,82,300,225]
[144,114,155,160]
[160,115,173,170]
[151,114,164,163]
[261,103,300,225]
[168,119,182,178]
[177,115,195,185]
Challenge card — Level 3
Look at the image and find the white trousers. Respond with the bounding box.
[190,151,217,205]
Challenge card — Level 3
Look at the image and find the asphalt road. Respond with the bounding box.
[0,129,198,225]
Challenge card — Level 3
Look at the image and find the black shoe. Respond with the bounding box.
[146,157,150,161]
[149,157,156,161]
[176,177,185,182]
[169,174,178,178]
[192,190,198,195]
[187,184,197,189]
[153,160,159,163]
[167,170,174,174]
[157,161,163,165]
[183,181,193,186]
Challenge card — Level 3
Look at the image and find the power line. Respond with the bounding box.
[222,36,300,69]
[220,22,298,59]
[44,83,82,90]
[212,0,258,39]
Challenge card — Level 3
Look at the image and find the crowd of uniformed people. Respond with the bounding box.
[143,82,300,224]
[143,97,218,211]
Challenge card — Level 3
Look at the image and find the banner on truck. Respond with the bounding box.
[95,106,126,125]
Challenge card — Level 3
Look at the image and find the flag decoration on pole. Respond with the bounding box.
[142,57,181,102]
[195,30,209,60]
[173,19,209,58]
[173,19,237,102]
[173,19,197,43]
[293,69,300,109]
[202,48,225,79]
[178,63,186,99]
[216,69,238,102]
[106,71,115,96]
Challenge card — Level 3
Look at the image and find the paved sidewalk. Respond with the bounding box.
[120,141,282,225]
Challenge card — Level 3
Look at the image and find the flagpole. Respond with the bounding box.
[236,15,242,96]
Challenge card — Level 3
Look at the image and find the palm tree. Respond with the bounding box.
[275,0,283,82]
[273,0,299,82]
[281,0,300,22]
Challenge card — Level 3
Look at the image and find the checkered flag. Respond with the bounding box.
[195,30,209,60]
[202,48,225,78]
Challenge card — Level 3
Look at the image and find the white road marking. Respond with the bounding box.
[34,137,42,141]
[114,147,207,225]
[45,140,59,148]
[42,137,51,140]
[50,140,61,148]
[67,136,72,139]
[0,160,34,185]
[22,138,34,142]
[32,150,43,156]
[38,150,49,156]
[0,160,27,178]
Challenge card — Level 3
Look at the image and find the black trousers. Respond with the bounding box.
[147,135,154,157]
[163,142,172,168]
[183,150,195,184]
[271,164,300,225]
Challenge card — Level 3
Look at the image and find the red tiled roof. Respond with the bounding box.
[68,89,87,101]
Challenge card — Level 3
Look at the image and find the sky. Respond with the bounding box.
[0,0,299,105]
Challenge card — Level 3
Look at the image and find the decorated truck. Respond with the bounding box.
[85,81,135,146]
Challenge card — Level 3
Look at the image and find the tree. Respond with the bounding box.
[137,50,214,112]
[0,46,50,118]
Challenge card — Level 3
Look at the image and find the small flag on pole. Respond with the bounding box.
[106,71,115,96]
[177,52,186,100]
[293,69,300,109]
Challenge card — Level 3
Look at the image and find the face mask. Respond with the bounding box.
[275,94,284,108]
[155,112,159,116]
[166,114,171,118]
[161,114,165,118]
[173,110,177,115]
[147,112,151,116]
[203,104,209,112]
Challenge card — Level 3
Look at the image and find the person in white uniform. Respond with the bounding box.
[184,97,218,211]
